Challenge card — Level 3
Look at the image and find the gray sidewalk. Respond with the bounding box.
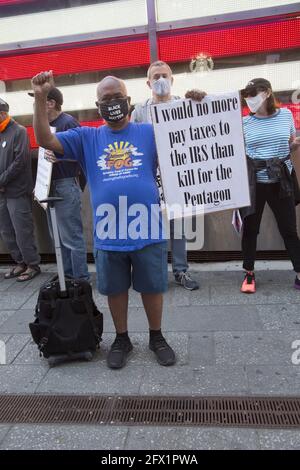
[0,263,300,450]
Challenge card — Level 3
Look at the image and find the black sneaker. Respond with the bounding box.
[149,334,176,366]
[107,336,133,369]
[175,271,199,290]
[294,276,300,290]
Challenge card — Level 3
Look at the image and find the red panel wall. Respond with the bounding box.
[0,38,150,81]
[27,103,300,148]
[158,18,300,62]
[242,103,300,129]
[1,18,300,81]
[27,120,104,148]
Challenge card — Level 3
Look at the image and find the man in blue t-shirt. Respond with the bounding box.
[31,70,176,369]
[29,87,89,281]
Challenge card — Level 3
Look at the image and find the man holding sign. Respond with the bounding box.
[132,61,203,291]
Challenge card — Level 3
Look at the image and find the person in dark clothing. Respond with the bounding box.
[29,88,89,280]
[0,98,41,281]
[240,78,300,293]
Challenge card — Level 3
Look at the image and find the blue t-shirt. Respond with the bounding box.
[243,108,296,183]
[56,122,164,251]
[50,112,82,181]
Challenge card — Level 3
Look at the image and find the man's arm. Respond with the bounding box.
[290,136,300,152]
[0,127,28,187]
[31,71,64,154]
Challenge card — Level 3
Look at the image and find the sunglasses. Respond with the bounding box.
[240,86,266,99]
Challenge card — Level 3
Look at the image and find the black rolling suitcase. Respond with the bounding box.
[29,197,103,366]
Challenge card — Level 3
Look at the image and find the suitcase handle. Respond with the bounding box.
[40,197,67,295]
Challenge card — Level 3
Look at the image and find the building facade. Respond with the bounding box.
[0,0,299,259]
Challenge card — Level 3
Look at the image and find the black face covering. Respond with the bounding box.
[98,98,129,123]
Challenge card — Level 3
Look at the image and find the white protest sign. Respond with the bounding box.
[151,93,250,219]
[34,126,56,210]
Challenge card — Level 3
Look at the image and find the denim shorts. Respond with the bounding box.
[94,241,168,295]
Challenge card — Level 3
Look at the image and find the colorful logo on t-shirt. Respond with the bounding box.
[97,141,143,181]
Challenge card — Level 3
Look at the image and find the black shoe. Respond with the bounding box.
[149,334,176,366]
[175,271,199,290]
[294,276,300,290]
[107,336,133,369]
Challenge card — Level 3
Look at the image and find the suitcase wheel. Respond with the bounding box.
[83,351,93,361]
[48,355,66,367]
[48,351,93,367]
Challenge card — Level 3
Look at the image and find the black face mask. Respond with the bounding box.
[98,98,129,123]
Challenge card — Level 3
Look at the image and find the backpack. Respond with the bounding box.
[29,278,103,359]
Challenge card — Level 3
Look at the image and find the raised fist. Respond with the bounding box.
[31,71,55,97]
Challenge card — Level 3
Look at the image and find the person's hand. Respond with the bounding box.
[290,137,300,152]
[185,89,207,101]
[44,149,58,163]
[31,70,55,97]
[0,188,5,193]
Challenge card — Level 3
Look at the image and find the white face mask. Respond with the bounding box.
[151,77,171,96]
[245,91,268,113]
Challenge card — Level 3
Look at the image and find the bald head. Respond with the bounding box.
[96,76,127,102]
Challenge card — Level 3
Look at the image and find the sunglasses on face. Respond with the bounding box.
[240,87,266,99]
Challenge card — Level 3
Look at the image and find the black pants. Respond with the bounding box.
[242,183,300,272]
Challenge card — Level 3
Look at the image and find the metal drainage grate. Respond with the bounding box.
[0,250,290,265]
[0,395,300,428]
